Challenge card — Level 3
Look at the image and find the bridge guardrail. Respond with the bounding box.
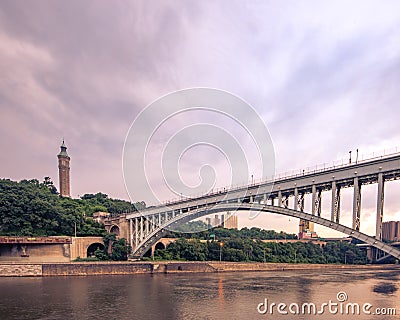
[158,148,400,207]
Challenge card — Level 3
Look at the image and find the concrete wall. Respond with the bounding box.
[0,244,71,263]
[158,262,216,273]
[150,238,179,256]
[0,264,42,276]
[69,237,104,260]
[1,262,398,277]
[0,237,104,262]
[42,262,152,276]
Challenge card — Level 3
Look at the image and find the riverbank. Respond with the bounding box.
[0,261,398,277]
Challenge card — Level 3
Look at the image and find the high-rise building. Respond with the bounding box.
[58,140,70,197]
[382,221,400,242]
[205,212,238,229]
[223,212,238,229]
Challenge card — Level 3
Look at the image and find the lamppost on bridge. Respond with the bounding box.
[349,150,352,164]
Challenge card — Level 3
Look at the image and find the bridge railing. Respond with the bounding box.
[155,146,400,207]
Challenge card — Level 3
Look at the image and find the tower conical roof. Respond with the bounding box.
[58,139,69,157]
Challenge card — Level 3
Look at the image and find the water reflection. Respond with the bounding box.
[218,275,225,309]
[373,282,398,295]
[0,268,399,320]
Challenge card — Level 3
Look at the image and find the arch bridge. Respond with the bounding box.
[126,152,400,260]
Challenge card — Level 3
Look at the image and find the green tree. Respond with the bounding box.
[0,179,128,237]
[94,248,110,261]
[111,238,131,261]
[43,177,58,195]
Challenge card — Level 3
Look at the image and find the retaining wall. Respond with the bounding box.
[0,261,397,277]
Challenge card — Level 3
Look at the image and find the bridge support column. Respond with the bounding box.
[282,195,289,209]
[331,180,341,223]
[140,216,143,241]
[294,187,299,211]
[312,184,316,216]
[298,193,304,212]
[376,172,385,241]
[278,190,282,207]
[312,185,322,217]
[317,190,322,217]
[352,177,361,231]
[135,218,139,248]
[129,218,133,249]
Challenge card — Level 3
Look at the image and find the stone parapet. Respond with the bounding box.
[0,264,42,276]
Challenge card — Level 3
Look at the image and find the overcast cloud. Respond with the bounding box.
[1,0,399,236]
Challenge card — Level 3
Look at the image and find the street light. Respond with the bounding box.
[291,247,297,263]
[219,242,224,262]
[344,251,352,265]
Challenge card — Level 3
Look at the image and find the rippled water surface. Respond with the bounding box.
[0,268,399,320]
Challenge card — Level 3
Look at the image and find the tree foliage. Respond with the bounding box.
[154,228,367,264]
[96,234,131,261]
[80,192,144,214]
[0,178,141,237]
[168,222,297,240]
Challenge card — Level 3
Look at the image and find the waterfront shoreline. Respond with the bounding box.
[0,261,398,277]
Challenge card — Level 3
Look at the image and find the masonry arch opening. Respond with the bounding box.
[87,242,105,257]
[110,225,120,236]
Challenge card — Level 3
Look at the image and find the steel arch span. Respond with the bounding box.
[131,203,400,260]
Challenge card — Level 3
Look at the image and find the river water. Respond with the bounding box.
[0,268,399,320]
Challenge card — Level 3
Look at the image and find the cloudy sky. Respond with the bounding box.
[1,1,399,236]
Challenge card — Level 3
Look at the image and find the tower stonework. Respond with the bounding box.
[58,140,70,197]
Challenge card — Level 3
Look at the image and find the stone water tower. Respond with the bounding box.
[58,140,71,197]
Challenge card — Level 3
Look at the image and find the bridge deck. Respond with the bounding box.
[127,152,400,218]
[125,152,400,260]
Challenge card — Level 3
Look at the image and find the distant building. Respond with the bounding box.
[299,219,318,239]
[205,212,238,229]
[223,212,238,229]
[211,215,221,227]
[93,211,110,224]
[57,140,70,197]
[382,221,400,242]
